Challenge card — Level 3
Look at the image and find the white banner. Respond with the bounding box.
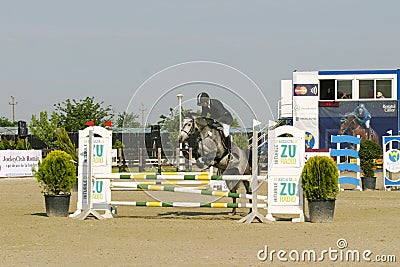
[293,71,319,149]
[272,138,301,168]
[0,150,42,177]
[384,149,400,173]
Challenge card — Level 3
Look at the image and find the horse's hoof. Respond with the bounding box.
[229,210,237,216]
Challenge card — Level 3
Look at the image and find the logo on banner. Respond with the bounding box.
[91,179,110,203]
[310,85,318,95]
[82,137,106,166]
[382,103,396,113]
[273,138,300,167]
[272,177,300,205]
[293,84,318,96]
[385,149,400,173]
[305,132,315,149]
[294,86,308,95]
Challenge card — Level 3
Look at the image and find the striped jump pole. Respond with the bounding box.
[95,172,211,180]
[94,173,266,182]
[110,201,267,209]
[111,183,268,201]
[111,180,213,186]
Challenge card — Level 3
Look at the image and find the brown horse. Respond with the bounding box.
[339,113,379,143]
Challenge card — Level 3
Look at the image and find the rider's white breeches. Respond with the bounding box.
[222,123,230,137]
[365,120,370,129]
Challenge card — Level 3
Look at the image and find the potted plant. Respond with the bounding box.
[359,140,382,190]
[301,156,339,223]
[33,150,77,217]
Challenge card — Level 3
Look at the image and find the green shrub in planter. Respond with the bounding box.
[301,156,339,201]
[359,140,382,178]
[33,150,77,195]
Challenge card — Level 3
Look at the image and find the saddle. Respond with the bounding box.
[206,119,231,151]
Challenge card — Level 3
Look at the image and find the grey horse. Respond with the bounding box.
[178,116,252,215]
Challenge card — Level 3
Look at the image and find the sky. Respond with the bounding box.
[2,1,400,127]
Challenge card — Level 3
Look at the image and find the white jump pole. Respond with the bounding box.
[239,120,269,224]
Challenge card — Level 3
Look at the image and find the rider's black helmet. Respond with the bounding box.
[197,92,210,106]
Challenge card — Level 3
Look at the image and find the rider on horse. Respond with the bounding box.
[353,103,371,139]
[197,92,233,149]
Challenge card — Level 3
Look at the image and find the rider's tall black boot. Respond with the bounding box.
[226,135,232,152]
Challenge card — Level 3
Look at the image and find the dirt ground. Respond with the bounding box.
[1,175,399,267]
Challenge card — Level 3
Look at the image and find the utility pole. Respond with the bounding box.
[139,103,147,127]
[9,96,17,122]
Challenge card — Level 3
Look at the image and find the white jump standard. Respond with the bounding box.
[71,125,269,223]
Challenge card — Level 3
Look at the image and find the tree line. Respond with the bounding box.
[1,96,251,151]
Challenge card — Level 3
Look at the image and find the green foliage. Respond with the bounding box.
[116,111,141,128]
[15,138,31,150]
[30,111,59,149]
[113,139,124,149]
[33,150,77,195]
[0,138,15,149]
[0,138,11,150]
[54,97,113,132]
[53,128,78,163]
[231,118,240,128]
[8,139,15,149]
[233,134,249,150]
[159,108,179,148]
[301,156,339,201]
[359,140,382,177]
[0,117,17,127]
[159,108,194,149]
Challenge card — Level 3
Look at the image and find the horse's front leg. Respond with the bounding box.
[231,196,237,216]
[245,181,252,214]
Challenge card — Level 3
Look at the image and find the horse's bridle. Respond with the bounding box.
[180,118,229,165]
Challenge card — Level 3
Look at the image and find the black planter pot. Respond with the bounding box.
[308,199,336,223]
[361,176,376,191]
[44,194,71,217]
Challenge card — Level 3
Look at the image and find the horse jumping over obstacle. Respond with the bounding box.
[178,115,252,215]
[72,125,267,223]
[339,113,379,144]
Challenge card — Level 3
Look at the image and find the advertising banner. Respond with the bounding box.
[272,137,301,168]
[319,100,398,148]
[384,149,400,173]
[269,175,301,206]
[0,150,42,177]
[293,71,319,149]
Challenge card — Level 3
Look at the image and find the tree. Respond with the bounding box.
[53,127,78,163]
[30,111,59,149]
[54,97,113,132]
[231,118,240,128]
[233,134,249,150]
[158,108,195,149]
[115,111,141,128]
[158,108,181,149]
[0,117,17,127]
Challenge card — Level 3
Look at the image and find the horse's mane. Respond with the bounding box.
[184,114,221,132]
[348,112,357,118]
[341,113,357,122]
